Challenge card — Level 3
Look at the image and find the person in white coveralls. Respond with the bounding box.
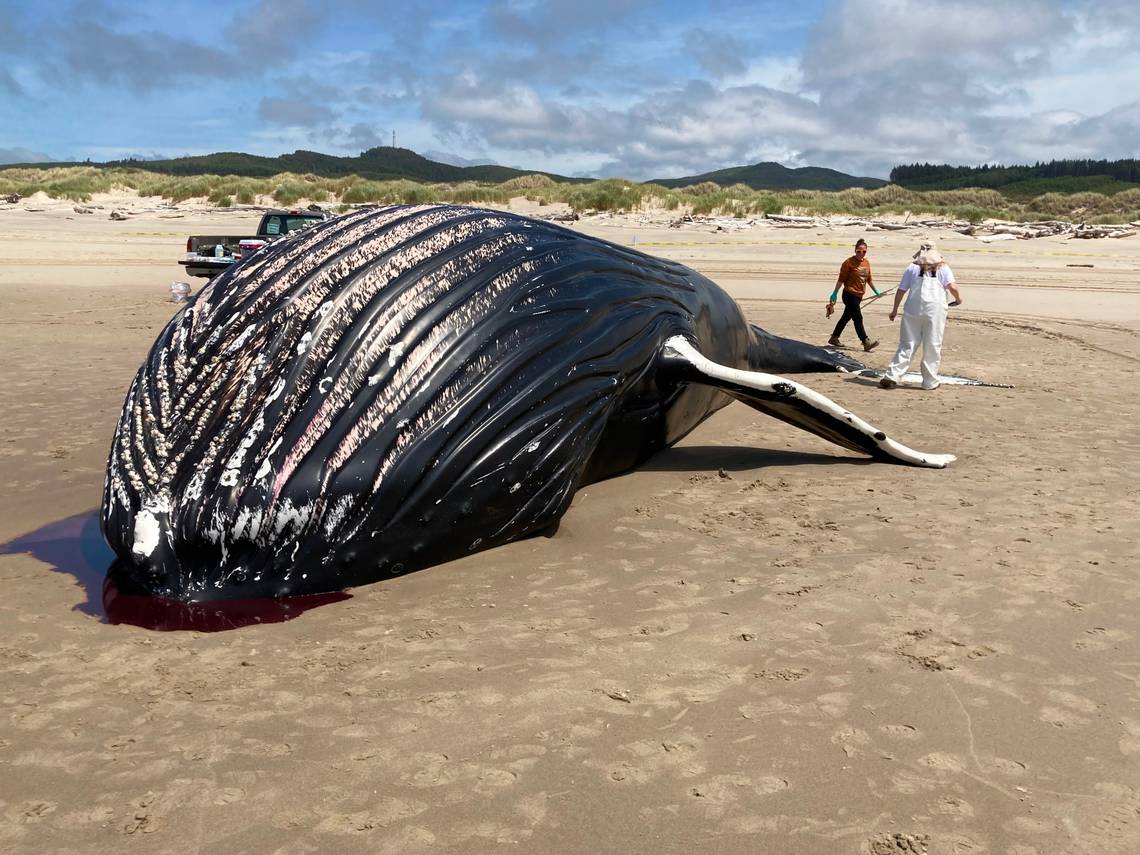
[879,243,963,390]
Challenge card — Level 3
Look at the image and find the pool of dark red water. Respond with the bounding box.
[0,511,349,632]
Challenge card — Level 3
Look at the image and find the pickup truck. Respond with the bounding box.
[180,208,330,278]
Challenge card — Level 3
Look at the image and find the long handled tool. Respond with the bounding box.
[861,287,895,308]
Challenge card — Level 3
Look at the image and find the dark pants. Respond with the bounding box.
[832,290,868,341]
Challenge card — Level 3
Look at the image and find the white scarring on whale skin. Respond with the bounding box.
[131,498,170,557]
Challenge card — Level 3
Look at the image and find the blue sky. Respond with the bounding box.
[2,0,1138,179]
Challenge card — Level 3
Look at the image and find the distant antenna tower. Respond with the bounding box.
[391,130,396,148]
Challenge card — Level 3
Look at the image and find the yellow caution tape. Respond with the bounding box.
[632,239,1108,258]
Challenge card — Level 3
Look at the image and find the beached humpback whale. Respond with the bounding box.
[102,204,954,601]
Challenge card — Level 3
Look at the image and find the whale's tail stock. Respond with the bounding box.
[746,323,866,374]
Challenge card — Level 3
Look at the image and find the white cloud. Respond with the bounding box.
[0,146,54,164]
[258,97,337,127]
[683,28,749,78]
[1055,101,1140,155]
[5,0,1140,180]
[422,149,497,167]
[735,56,804,94]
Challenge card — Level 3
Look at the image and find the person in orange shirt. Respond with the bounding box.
[827,239,880,351]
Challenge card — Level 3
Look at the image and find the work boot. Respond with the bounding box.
[878,376,897,389]
[828,335,843,347]
[862,338,879,352]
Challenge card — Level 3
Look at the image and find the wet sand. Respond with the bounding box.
[1,196,1139,854]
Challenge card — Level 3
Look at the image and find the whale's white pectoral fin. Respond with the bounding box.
[661,336,956,468]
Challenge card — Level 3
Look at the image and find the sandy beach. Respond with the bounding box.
[1,195,1138,854]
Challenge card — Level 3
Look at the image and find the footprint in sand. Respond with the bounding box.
[831,725,872,757]
[513,792,553,828]
[687,773,790,819]
[20,801,57,822]
[1039,705,1091,728]
[212,787,246,805]
[862,831,930,854]
[1047,688,1101,714]
[406,752,521,792]
[918,752,967,773]
[932,795,974,816]
[880,723,921,740]
[314,798,428,834]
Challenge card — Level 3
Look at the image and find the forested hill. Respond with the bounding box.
[42,147,583,185]
[890,159,1140,197]
[17,149,886,192]
[649,161,887,191]
[16,147,1140,199]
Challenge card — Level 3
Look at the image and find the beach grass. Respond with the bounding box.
[3,166,1139,224]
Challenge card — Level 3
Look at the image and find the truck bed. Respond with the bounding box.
[180,210,330,279]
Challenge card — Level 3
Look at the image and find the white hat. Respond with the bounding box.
[914,243,943,268]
